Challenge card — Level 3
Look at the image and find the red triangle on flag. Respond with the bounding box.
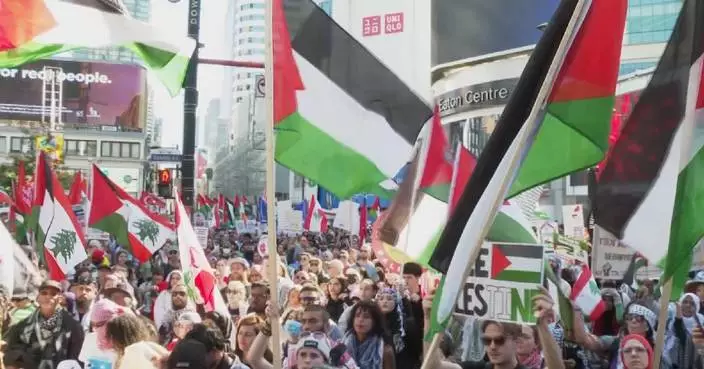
[491,244,512,279]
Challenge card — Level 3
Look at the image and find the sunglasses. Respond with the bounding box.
[481,336,507,346]
[625,314,645,323]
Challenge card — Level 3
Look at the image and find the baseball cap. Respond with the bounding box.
[39,280,62,293]
[294,333,332,361]
[167,339,208,369]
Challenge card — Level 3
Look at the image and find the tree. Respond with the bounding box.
[49,229,77,264]
[133,218,159,246]
[0,147,74,193]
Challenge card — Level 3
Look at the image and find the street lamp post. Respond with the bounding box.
[181,0,202,207]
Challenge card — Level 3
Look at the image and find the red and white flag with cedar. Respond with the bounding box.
[175,190,228,315]
[88,165,175,262]
[570,263,606,321]
[304,195,328,233]
[29,153,87,280]
[68,171,88,205]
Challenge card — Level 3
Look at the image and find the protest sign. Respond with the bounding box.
[258,235,268,257]
[562,204,585,240]
[551,234,589,265]
[592,226,635,280]
[455,242,545,324]
[194,226,208,248]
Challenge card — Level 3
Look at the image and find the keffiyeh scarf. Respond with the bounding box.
[344,331,383,369]
[377,287,405,353]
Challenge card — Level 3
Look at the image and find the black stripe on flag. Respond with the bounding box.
[496,243,543,259]
[283,0,432,144]
[428,0,578,274]
[593,0,704,238]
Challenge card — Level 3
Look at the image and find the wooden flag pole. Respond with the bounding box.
[419,0,587,367]
[264,0,282,367]
[652,280,673,369]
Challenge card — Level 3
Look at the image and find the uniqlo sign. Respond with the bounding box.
[362,16,381,37]
[384,12,404,34]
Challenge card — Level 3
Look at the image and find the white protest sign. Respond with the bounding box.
[551,234,589,265]
[455,242,545,324]
[334,200,359,233]
[562,204,585,240]
[592,226,635,280]
[537,220,558,245]
[194,226,209,248]
[258,235,268,257]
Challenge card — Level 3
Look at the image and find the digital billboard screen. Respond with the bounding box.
[0,59,147,132]
[432,0,560,66]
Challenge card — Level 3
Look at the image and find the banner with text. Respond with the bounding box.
[455,242,545,324]
[562,204,585,240]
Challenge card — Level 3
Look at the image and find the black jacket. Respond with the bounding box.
[3,309,85,369]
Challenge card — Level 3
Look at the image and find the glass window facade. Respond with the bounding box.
[318,0,333,15]
[623,0,681,45]
[619,61,658,75]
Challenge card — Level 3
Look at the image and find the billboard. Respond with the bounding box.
[0,60,147,132]
[432,0,560,66]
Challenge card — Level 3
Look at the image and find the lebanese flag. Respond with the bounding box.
[175,190,228,314]
[304,195,328,233]
[30,153,87,280]
[88,165,175,262]
[68,171,87,205]
[570,263,606,321]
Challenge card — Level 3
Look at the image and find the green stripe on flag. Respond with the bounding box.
[495,270,543,284]
[276,112,394,199]
[426,275,448,342]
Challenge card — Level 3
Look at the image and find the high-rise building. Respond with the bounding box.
[67,0,152,64]
[619,0,681,75]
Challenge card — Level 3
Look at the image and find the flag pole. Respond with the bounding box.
[652,280,672,369]
[264,0,283,366]
[419,0,587,366]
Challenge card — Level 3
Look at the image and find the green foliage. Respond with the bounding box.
[0,152,74,193]
[49,229,77,264]
[133,219,159,246]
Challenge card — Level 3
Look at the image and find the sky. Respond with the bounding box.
[149,0,230,149]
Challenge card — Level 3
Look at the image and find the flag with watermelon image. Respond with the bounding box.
[594,0,704,298]
[570,263,606,320]
[174,189,228,315]
[273,0,431,199]
[304,195,328,233]
[490,243,544,284]
[88,165,175,262]
[0,0,195,95]
[427,0,627,335]
[28,152,87,280]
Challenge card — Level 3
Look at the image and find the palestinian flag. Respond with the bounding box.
[0,0,195,95]
[570,263,606,320]
[418,107,454,201]
[429,0,625,327]
[174,190,228,315]
[68,171,87,205]
[490,243,544,284]
[225,198,236,226]
[593,0,704,297]
[508,0,626,197]
[304,195,328,233]
[88,165,175,262]
[29,152,87,280]
[448,144,476,214]
[274,0,432,199]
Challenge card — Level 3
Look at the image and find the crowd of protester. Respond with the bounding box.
[3,228,704,369]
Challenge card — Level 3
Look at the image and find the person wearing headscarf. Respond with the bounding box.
[621,334,653,369]
[376,286,421,369]
[594,288,625,336]
[664,293,703,369]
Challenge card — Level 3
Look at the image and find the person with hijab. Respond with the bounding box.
[621,334,652,369]
[664,293,703,369]
[376,286,421,369]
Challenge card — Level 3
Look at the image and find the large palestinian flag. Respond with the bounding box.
[29,152,87,280]
[0,0,195,95]
[594,0,704,297]
[88,165,175,262]
[273,0,432,199]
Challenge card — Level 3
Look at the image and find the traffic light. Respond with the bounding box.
[157,169,173,198]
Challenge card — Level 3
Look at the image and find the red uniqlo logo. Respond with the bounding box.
[362,16,381,37]
[384,12,404,34]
